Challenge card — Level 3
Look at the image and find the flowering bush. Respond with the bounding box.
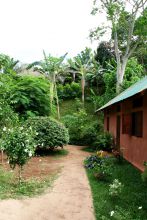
[25,117,69,150]
[84,155,102,169]
[84,154,115,181]
[1,125,36,181]
[109,179,123,197]
[108,206,143,219]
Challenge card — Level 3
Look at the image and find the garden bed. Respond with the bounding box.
[86,157,147,220]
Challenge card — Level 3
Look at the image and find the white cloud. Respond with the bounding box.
[0,0,107,63]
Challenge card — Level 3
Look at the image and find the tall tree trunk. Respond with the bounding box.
[81,75,85,104]
[50,83,54,113]
[116,58,128,93]
[54,82,60,120]
[73,72,76,82]
[49,74,56,114]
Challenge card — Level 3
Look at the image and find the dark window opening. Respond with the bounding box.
[133,97,143,108]
[106,108,110,115]
[132,111,143,137]
[122,114,131,134]
[107,117,109,131]
[117,104,121,112]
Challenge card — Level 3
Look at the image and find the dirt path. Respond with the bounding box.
[0,145,95,220]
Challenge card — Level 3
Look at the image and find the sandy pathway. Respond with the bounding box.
[0,145,95,220]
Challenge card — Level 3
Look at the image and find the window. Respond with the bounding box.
[116,104,121,112]
[132,111,143,137]
[107,117,109,131]
[122,114,131,134]
[133,97,143,108]
[106,108,110,115]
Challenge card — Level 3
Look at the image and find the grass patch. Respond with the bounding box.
[82,147,95,153]
[0,167,56,199]
[35,148,69,158]
[60,99,97,121]
[86,160,147,220]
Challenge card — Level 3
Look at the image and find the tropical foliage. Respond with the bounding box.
[0,1,146,190]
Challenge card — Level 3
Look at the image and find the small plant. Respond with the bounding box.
[1,126,36,183]
[93,157,114,181]
[109,179,123,197]
[112,149,124,164]
[84,154,114,181]
[26,117,69,150]
[97,150,105,158]
[94,132,114,151]
[84,155,102,169]
[141,162,147,183]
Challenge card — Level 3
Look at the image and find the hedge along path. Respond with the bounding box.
[0,145,95,220]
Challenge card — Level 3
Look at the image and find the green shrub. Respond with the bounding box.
[70,82,81,98]
[81,121,103,146]
[62,109,87,144]
[94,132,114,151]
[26,117,69,150]
[6,75,51,118]
[62,106,103,146]
[57,82,81,100]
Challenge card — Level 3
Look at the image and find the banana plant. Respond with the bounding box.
[27,51,67,119]
[68,51,93,105]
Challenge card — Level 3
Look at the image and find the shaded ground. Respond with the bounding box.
[0,145,95,220]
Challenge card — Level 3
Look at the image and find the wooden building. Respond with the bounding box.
[97,77,147,171]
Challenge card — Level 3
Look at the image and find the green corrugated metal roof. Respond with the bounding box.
[96,76,147,112]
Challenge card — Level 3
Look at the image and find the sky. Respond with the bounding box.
[0,0,107,63]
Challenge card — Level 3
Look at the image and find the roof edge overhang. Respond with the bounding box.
[96,77,147,112]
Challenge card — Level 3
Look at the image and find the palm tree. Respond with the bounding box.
[0,54,19,74]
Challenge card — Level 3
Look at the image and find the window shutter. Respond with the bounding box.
[122,114,131,134]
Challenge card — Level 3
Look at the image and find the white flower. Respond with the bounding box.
[36,132,38,135]
[138,206,142,210]
[110,211,114,216]
[24,149,28,153]
[20,127,23,130]
[28,151,32,157]
[41,143,44,146]
[3,127,7,131]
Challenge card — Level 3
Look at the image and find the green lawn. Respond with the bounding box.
[87,160,147,220]
[60,99,98,121]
